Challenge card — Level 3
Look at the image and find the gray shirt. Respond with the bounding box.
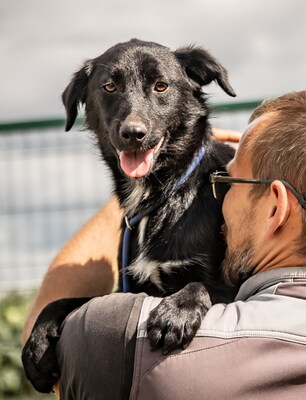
[57,267,306,399]
[131,267,306,399]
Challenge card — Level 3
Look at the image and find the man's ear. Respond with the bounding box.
[174,46,236,97]
[265,181,290,236]
[62,60,93,131]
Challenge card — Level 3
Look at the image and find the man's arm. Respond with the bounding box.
[212,128,241,147]
[23,196,122,342]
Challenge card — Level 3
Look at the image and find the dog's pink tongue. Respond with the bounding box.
[119,149,154,177]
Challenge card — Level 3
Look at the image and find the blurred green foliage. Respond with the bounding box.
[0,291,54,399]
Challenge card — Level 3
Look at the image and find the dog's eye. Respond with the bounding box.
[154,82,168,93]
[102,82,117,93]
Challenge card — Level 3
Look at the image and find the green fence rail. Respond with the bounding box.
[0,100,262,133]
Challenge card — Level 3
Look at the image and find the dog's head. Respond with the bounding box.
[63,39,235,178]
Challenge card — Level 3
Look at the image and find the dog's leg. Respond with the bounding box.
[22,297,91,393]
[147,282,212,354]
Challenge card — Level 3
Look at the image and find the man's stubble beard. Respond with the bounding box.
[222,223,256,287]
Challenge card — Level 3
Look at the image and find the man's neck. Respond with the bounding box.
[253,248,306,274]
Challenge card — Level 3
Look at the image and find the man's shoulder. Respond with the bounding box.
[138,267,306,344]
[201,266,306,342]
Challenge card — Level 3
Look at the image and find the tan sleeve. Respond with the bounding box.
[23,195,123,342]
[212,127,241,143]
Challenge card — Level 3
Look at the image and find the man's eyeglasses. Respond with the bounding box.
[209,171,306,210]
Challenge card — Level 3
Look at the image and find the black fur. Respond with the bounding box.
[22,39,236,392]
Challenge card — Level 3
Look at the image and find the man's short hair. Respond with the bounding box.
[248,91,306,255]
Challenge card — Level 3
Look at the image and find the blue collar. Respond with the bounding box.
[121,146,206,292]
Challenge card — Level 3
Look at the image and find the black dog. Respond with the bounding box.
[22,39,236,393]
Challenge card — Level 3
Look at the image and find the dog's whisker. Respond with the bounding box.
[108,117,122,123]
[151,171,167,189]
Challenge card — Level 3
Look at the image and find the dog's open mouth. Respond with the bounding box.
[119,137,164,178]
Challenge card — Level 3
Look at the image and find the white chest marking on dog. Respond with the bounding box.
[123,183,150,217]
[127,255,163,290]
[127,254,191,291]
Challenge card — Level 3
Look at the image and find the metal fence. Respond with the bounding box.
[0,101,260,294]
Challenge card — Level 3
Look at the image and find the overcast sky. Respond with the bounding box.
[1,0,305,122]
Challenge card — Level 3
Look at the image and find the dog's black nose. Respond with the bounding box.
[119,123,147,145]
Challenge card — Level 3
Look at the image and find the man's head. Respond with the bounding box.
[221,91,306,286]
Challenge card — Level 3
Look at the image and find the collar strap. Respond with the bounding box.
[122,146,206,292]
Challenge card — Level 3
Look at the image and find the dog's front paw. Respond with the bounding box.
[22,320,61,393]
[22,297,91,393]
[147,282,212,354]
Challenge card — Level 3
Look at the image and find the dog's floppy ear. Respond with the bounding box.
[174,46,236,97]
[62,60,93,131]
